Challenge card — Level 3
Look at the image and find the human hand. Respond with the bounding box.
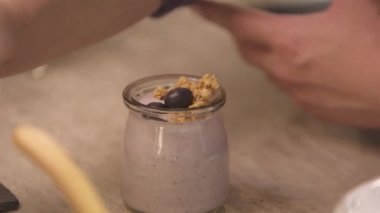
[0,4,14,76]
[193,0,380,128]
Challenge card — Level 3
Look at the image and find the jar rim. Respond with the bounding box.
[122,74,226,115]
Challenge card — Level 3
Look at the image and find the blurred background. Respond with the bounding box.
[6,1,380,213]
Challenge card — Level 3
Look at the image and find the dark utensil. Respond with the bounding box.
[0,184,19,212]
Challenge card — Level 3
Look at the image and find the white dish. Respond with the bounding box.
[335,178,380,213]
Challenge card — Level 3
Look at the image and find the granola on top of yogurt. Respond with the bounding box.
[152,74,220,109]
[144,74,221,123]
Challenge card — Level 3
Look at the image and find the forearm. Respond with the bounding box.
[0,0,160,77]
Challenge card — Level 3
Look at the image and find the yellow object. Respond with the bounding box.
[13,126,108,213]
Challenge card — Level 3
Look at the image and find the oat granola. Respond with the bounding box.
[153,74,220,108]
[153,86,168,100]
[151,74,220,123]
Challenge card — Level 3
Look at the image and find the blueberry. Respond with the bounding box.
[164,88,194,108]
[143,102,167,121]
[147,102,166,109]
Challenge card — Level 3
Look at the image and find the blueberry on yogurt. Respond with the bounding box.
[164,88,194,109]
[147,102,166,109]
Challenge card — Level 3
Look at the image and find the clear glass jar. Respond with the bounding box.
[121,74,229,213]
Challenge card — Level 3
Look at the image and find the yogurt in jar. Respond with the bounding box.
[122,74,229,213]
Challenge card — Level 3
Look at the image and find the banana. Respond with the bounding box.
[12,125,108,213]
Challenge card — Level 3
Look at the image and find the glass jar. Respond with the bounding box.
[121,74,229,213]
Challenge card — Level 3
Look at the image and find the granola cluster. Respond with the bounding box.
[153,74,220,108]
[150,74,221,123]
[153,86,168,100]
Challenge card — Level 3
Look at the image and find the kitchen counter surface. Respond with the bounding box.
[1,7,380,213]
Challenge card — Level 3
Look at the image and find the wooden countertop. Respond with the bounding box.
[1,8,380,213]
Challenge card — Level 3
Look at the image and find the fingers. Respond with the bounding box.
[193,1,298,77]
[193,1,303,88]
[192,1,280,42]
[192,1,247,30]
[235,40,270,67]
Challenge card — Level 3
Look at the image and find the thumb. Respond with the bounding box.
[192,1,248,29]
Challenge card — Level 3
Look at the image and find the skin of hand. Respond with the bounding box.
[0,0,160,77]
[193,0,380,128]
